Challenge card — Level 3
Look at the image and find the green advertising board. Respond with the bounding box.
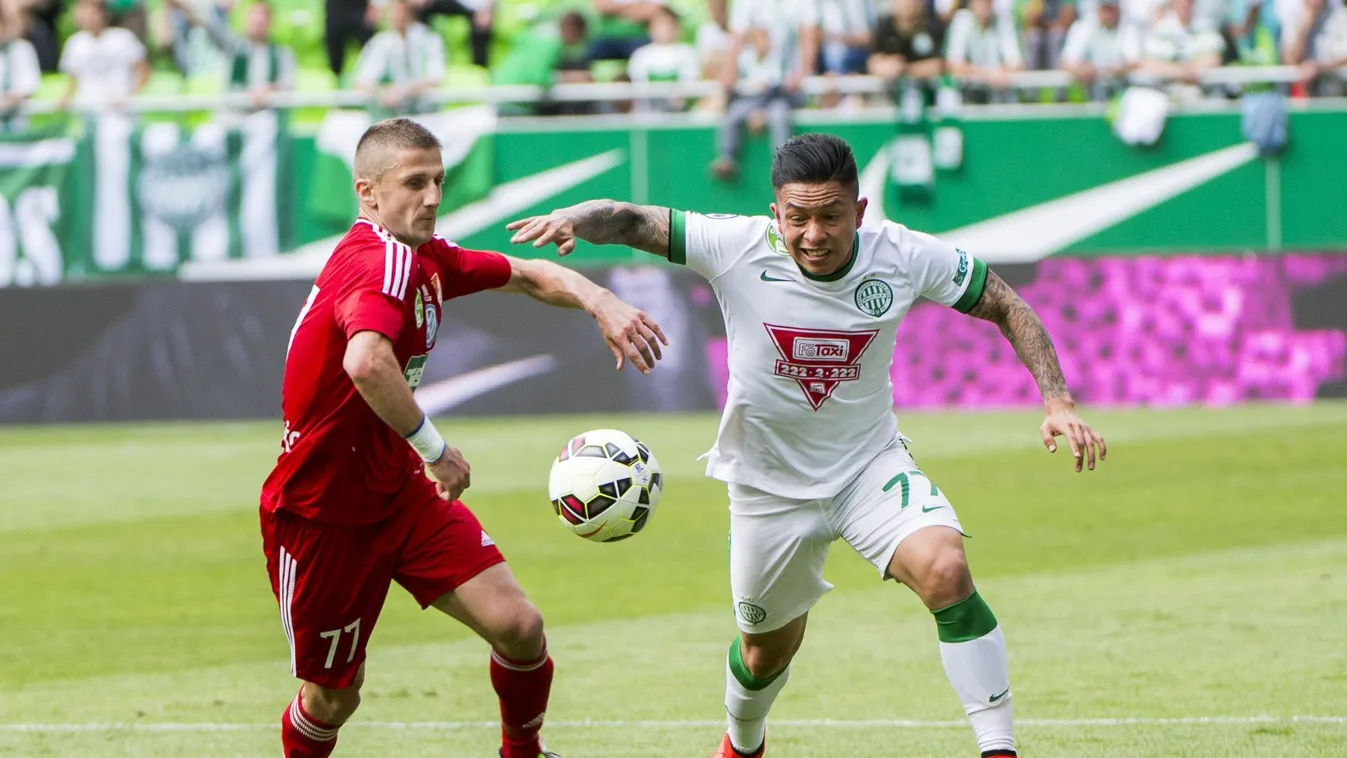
[2,100,1345,286]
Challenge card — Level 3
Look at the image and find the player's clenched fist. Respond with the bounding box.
[427,446,471,502]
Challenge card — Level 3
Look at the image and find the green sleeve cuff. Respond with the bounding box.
[952,257,988,313]
[668,209,686,266]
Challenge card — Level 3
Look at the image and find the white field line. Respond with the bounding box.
[2,716,1344,733]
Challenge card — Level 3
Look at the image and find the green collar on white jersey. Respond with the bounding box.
[799,232,860,283]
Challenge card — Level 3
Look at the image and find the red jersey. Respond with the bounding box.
[260,219,512,525]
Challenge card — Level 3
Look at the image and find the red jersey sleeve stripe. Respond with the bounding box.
[399,242,413,298]
[382,238,396,297]
[377,231,414,301]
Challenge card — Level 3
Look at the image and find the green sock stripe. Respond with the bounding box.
[728,638,786,692]
[932,590,999,643]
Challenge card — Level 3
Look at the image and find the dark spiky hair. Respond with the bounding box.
[770,133,859,198]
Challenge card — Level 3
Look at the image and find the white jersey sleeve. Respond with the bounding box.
[901,228,989,313]
[669,209,767,281]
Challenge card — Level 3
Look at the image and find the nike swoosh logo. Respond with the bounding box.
[989,688,1010,703]
[760,270,792,282]
[858,142,1258,264]
[921,505,946,513]
[414,354,558,416]
[179,149,626,281]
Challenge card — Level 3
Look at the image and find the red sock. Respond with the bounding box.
[490,637,555,758]
[281,692,340,758]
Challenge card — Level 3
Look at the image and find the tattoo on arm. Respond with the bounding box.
[966,271,1072,403]
[563,200,671,257]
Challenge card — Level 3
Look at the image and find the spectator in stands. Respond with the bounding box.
[868,0,947,87]
[58,0,150,111]
[589,0,666,61]
[1121,0,1168,41]
[325,0,376,78]
[10,0,60,71]
[1060,0,1143,99]
[819,0,876,75]
[408,0,492,68]
[555,10,593,80]
[354,0,446,116]
[627,6,700,112]
[711,26,794,181]
[0,11,41,132]
[696,0,731,79]
[221,1,297,108]
[1289,0,1347,94]
[1225,0,1279,57]
[165,0,230,76]
[946,0,1025,102]
[107,0,148,47]
[723,0,821,100]
[1138,0,1226,90]
[1020,0,1077,70]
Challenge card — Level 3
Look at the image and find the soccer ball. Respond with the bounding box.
[548,429,663,543]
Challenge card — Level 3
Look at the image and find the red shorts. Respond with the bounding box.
[259,494,505,689]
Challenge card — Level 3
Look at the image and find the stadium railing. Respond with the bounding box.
[17,66,1346,113]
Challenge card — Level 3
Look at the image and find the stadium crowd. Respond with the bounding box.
[0,0,1341,145]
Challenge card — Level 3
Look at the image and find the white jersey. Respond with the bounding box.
[670,210,988,499]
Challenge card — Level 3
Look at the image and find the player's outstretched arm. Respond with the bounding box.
[343,330,471,499]
[965,271,1107,472]
[495,256,669,375]
[507,200,671,257]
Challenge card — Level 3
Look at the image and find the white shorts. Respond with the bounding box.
[728,438,964,634]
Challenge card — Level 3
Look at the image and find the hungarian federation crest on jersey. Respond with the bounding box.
[764,325,879,410]
[855,279,894,317]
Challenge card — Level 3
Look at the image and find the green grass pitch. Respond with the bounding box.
[2,404,1346,757]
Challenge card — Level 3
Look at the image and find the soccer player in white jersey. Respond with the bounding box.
[507,133,1107,758]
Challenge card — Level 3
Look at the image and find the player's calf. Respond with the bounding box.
[889,527,1016,756]
[722,615,806,757]
[434,564,555,758]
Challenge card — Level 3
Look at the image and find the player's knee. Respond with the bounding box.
[741,643,791,680]
[489,601,546,662]
[302,681,362,725]
[923,548,974,609]
[739,630,800,680]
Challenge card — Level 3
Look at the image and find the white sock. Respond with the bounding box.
[935,591,1016,754]
[725,638,789,755]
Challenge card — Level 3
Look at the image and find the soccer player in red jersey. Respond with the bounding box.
[258,118,667,758]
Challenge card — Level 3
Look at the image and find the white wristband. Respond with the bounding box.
[404,414,447,463]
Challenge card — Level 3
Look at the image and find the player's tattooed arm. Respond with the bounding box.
[507,200,671,258]
[966,271,1072,404]
[967,270,1107,471]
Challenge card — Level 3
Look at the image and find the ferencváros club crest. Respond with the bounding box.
[764,325,878,410]
[137,144,230,232]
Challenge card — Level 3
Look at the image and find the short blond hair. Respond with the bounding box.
[354,118,442,183]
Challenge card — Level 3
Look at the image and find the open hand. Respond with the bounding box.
[507,213,578,255]
[1040,399,1107,472]
[592,292,667,375]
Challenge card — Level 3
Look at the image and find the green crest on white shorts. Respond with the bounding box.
[855,279,894,317]
[737,601,767,625]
